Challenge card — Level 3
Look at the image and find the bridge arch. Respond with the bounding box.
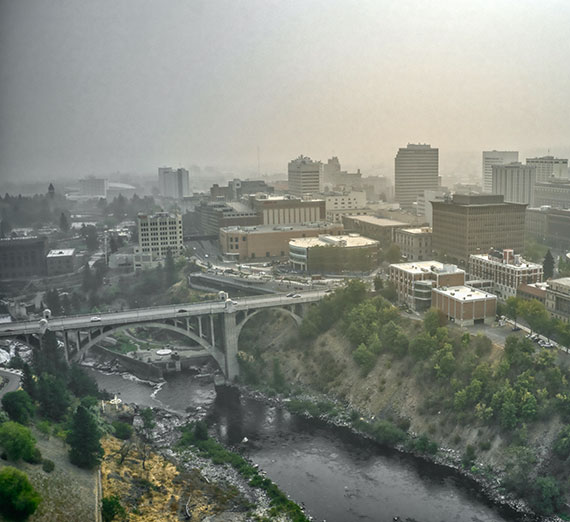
[235,306,303,339]
[72,321,226,372]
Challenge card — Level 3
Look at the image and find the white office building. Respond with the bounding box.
[526,156,569,182]
[482,151,519,193]
[158,167,190,199]
[416,188,448,225]
[135,211,183,270]
[491,162,536,206]
[288,156,322,197]
[395,144,439,210]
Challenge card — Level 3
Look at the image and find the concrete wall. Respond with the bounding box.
[91,345,163,382]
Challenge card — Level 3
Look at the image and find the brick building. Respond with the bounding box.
[394,227,432,261]
[219,223,343,260]
[0,237,47,280]
[342,215,408,245]
[432,286,497,326]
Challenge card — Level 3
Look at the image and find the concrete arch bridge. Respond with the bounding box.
[0,292,325,381]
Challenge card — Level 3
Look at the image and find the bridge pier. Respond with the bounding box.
[62,331,69,364]
[222,313,239,382]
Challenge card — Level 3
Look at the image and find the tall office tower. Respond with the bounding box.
[288,155,322,197]
[394,144,439,210]
[158,167,190,198]
[482,151,519,193]
[491,162,536,206]
[79,177,108,198]
[432,194,526,264]
[526,156,569,182]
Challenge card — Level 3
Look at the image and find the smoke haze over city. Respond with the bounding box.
[1,0,570,181]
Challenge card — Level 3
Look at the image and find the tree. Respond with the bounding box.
[379,281,397,302]
[43,288,62,316]
[505,297,521,328]
[373,276,384,291]
[383,243,401,263]
[37,374,71,421]
[352,343,376,374]
[529,476,564,516]
[109,235,118,254]
[102,495,126,522]
[553,425,570,459]
[59,212,70,232]
[0,422,36,461]
[1,391,35,425]
[68,364,99,398]
[85,226,99,251]
[543,249,554,280]
[21,364,37,400]
[33,330,67,377]
[137,408,155,470]
[424,308,443,336]
[164,248,176,287]
[112,421,133,440]
[0,467,42,521]
[67,406,103,469]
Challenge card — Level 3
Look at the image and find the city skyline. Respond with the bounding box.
[1,1,570,181]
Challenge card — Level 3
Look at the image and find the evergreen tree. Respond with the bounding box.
[21,364,37,401]
[85,226,99,251]
[34,331,67,376]
[59,211,70,232]
[37,374,71,421]
[543,249,554,279]
[43,288,62,316]
[67,406,103,469]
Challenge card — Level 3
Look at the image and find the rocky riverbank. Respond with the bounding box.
[233,383,552,522]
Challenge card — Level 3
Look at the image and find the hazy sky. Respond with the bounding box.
[1,0,570,182]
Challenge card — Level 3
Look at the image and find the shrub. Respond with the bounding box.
[42,458,55,473]
[112,421,133,440]
[462,445,477,469]
[102,495,126,522]
[23,447,42,465]
[0,467,42,520]
[371,420,406,446]
[0,422,37,461]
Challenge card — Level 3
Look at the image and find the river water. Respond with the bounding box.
[87,368,518,522]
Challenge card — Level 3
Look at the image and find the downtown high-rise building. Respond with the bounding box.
[491,162,536,206]
[482,150,519,193]
[394,144,439,210]
[526,156,569,182]
[288,155,322,197]
[158,167,190,199]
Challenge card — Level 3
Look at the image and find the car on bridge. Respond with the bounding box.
[90,316,102,322]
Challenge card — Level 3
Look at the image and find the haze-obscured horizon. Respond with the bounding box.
[1,0,569,183]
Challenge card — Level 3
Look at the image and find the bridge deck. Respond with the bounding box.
[0,291,326,336]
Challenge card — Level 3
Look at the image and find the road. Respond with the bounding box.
[0,369,22,398]
[0,290,327,337]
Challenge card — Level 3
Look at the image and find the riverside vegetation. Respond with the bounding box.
[237,280,570,519]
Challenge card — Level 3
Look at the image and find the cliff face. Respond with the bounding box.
[238,309,565,483]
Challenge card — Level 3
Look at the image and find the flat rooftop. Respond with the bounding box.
[550,277,570,289]
[290,234,378,248]
[400,227,432,235]
[47,249,75,257]
[470,254,542,270]
[433,285,496,301]
[221,222,340,234]
[344,215,408,227]
[390,260,464,275]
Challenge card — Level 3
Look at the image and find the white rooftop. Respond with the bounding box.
[390,260,464,275]
[470,253,542,270]
[47,249,75,257]
[290,234,378,248]
[400,227,432,235]
[346,215,408,227]
[433,285,496,301]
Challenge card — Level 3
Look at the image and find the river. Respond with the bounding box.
[87,368,519,522]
